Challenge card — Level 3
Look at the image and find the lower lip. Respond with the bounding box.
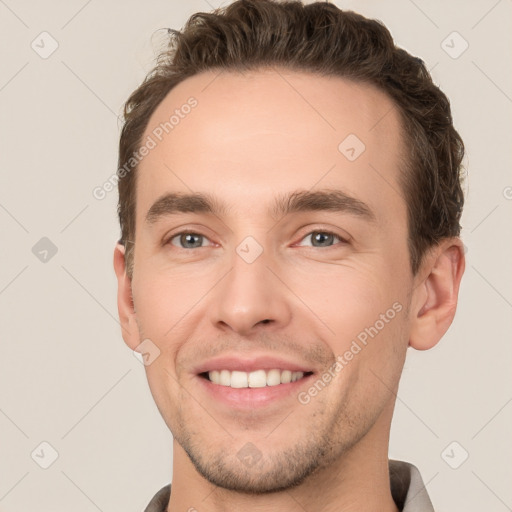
[196,374,315,409]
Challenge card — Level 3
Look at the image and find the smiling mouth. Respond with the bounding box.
[199,369,314,388]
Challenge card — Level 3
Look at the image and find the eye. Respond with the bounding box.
[296,230,347,248]
[167,232,211,249]
[165,230,346,250]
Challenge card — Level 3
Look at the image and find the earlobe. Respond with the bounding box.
[409,239,465,351]
[113,242,139,350]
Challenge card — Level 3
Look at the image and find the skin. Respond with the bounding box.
[114,68,465,512]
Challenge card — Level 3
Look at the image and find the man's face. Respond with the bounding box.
[126,69,416,492]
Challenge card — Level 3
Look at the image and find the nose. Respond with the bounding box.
[209,245,292,337]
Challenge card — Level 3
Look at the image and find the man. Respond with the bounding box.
[113,1,465,510]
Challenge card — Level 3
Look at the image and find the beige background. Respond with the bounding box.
[0,0,511,510]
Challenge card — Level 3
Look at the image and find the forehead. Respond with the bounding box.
[136,68,406,225]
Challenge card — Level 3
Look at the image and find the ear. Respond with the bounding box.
[113,242,140,350]
[409,238,465,350]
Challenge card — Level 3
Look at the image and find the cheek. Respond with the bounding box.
[130,274,187,391]
[291,264,396,335]
[288,262,410,386]
[132,267,209,338]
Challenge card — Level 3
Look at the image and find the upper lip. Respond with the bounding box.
[193,355,315,375]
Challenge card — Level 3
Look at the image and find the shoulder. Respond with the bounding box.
[143,483,171,512]
[389,459,435,512]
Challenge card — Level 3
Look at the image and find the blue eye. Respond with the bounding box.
[165,230,346,251]
[297,231,345,248]
[168,232,209,249]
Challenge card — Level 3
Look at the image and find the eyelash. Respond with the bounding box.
[164,229,348,250]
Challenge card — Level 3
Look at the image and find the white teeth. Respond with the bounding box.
[206,369,306,388]
[281,370,292,384]
[230,371,248,388]
[248,370,267,388]
[266,369,281,386]
[219,370,231,386]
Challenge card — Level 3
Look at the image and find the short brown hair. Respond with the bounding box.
[117,0,465,278]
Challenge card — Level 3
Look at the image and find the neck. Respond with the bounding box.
[166,403,399,512]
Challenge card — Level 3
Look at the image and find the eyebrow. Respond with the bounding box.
[145,189,376,225]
